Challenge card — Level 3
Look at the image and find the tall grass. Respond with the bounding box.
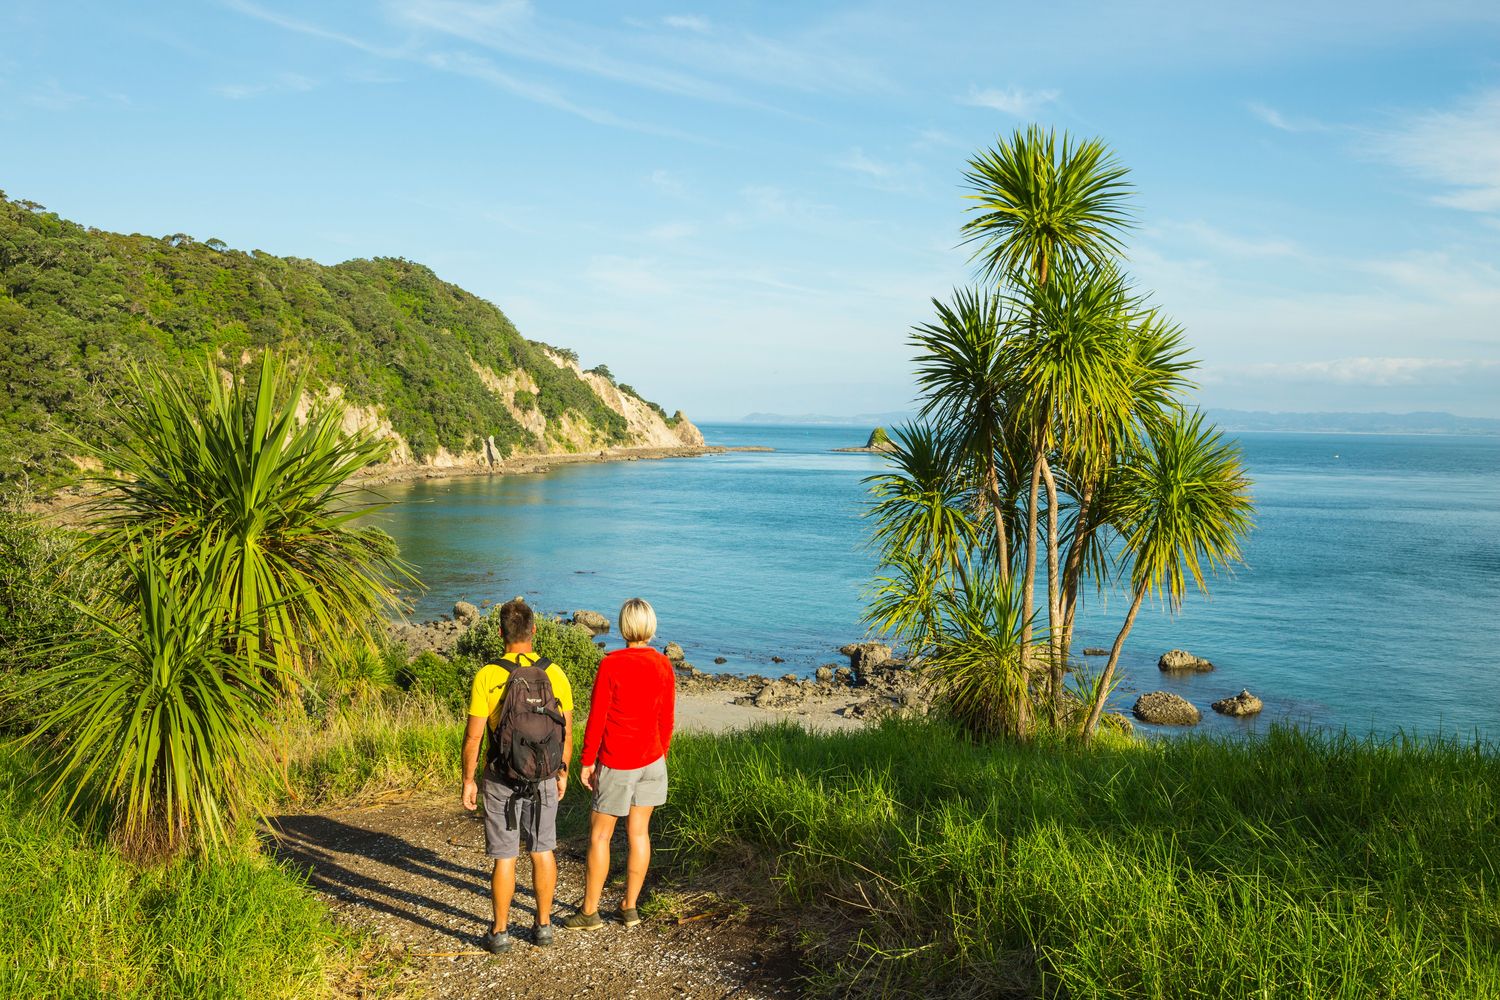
[0,747,391,1000]
[662,720,1500,998]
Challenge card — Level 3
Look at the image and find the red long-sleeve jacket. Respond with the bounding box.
[580,646,676,770]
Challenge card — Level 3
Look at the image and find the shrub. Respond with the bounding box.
[456,611,601,704]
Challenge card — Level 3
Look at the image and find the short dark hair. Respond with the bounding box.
[499,598,535,645]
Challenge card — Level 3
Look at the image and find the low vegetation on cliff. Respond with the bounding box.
[0,192,694,484]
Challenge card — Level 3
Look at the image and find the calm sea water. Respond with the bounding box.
[373,424,1500,740]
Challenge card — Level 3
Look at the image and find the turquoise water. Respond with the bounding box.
[373,424,1500,740]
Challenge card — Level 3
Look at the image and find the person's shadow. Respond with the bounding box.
[268,811,542,947]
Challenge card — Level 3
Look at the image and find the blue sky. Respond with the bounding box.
[4,1,1499,420]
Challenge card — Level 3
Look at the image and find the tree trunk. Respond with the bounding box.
[1058,481,1094,660]
[1081,585,1146,741]
[1040,456,1063,717]
[1018,449,1044,730]
[986,458,1009,581]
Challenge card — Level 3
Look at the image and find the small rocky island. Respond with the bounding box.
[832,426,897,454]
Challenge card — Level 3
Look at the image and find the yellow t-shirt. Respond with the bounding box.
[467,650,574,720]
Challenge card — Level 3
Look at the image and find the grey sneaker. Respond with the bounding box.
[561,910,605,931]
[620,907,641,928]
[534,923,555,947]
[484,928,512,954]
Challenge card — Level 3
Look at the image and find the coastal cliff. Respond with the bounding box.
[0,192,701,484]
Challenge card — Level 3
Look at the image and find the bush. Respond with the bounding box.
[0,483,80,680]
[456,612,601,704]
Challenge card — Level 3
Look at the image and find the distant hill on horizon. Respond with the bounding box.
[737,408,1500,437]
[1206,409,1500,436]
[737,410,917,427]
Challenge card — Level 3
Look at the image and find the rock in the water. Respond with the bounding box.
[1158,648,1214,672]
[1211,689,1264,717]
[814,665,834,683]
[572,609,611,634]
[1132,691,1202,726]
[713,656,727,665]
[1082,647,1109,657]
[453,601,480,624]
[664,641,685,664]
[771,655,785,664]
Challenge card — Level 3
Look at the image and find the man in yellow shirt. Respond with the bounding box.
[461,599,574,953]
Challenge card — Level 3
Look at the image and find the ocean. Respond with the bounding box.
[373,423,1500,740]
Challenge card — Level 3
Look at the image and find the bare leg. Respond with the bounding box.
[623,805,655,911]
[491,858,517,933]
[531,851,557,925]
[583,811,618,914]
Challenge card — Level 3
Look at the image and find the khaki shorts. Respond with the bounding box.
[482,773,558,859]
[592,756,668,817]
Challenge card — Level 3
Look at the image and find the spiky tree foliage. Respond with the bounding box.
[16,540,288,859]
[13,353,413,858]
[1081,412,1254,738]
[961,125,1133,287]
[910,288,1024,571]
[81,354,410,678]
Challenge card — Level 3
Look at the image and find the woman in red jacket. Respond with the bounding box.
[562,597,676,930]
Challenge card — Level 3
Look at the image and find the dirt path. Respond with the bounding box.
[271,694,853,999]
[272,793,802,1000]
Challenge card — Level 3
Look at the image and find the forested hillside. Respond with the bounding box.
[0,192,695,483]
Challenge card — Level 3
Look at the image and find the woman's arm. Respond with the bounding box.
[658,655,675,757]
[580,656,613,769]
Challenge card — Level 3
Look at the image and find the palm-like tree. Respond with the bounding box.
[83,354,410,678]
[17,539,288,859]
[18,353,413,857]
[909,288,1020,571]
[1079,412,1254,740]
[961,125,1133,287]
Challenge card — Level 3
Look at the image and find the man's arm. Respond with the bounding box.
[557,710,573,800]
[461,714,486,810]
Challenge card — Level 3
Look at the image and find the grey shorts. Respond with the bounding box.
[592,756,668,817]
[482,773,558,859]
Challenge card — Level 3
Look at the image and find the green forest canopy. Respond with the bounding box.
[0,192,664,483]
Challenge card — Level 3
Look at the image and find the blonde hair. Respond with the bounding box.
[618,598,657,643]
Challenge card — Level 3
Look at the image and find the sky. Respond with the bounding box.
[3,1,1499,420]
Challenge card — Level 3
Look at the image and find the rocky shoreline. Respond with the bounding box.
[391,613,1264,733]
[351,443,765,489]
[388,608,931,725]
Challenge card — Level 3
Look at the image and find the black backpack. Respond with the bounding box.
[485,655,566,833]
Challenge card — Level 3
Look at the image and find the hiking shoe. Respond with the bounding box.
[484,928,512,954]
[533,923,555,947]
[620,907,641,928]
[561,910,605,931]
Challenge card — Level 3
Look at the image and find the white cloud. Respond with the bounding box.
[24,80,86,111]
[648,169,686,196]
[662,14,710,33]
[1246,101,1327,133]
[1218,357,1499,386]
[1371,89,1500,215]
[960,85,1059,116]
[835,147,893,179]
[644,221,696,241]
[1159,220,1301,259]
[214,72,317,100]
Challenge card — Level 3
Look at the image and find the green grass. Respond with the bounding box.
[0,747,397,999]
[659,719,1500,999]
[259,688,1500,998]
